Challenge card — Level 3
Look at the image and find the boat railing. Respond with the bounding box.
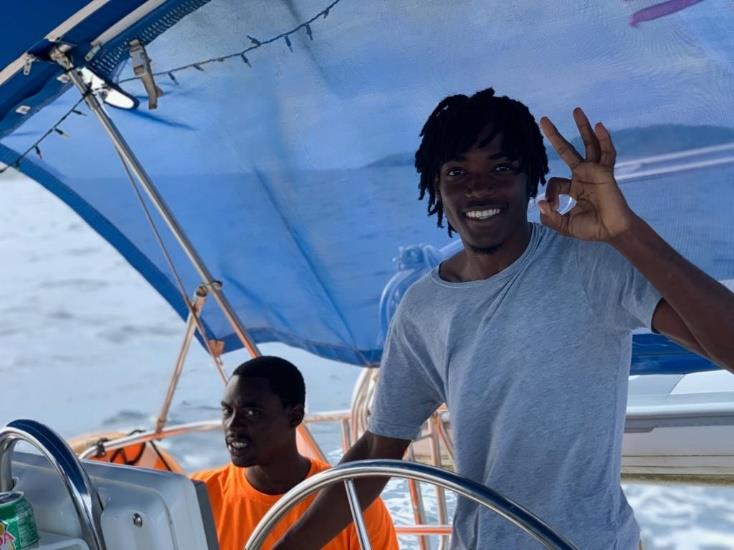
[0,419,107,550]
[77,412,355,460]
[244,459,577,550]
[77,419,223,460]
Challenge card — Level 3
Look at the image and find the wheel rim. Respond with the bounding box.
[245,459,577,550]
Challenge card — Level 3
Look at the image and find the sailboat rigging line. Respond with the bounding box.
[0,95,87,175]
[52,51,261,360]
[115,146,228,384]
[117,0,343,84]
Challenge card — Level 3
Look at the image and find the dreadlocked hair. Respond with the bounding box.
[415,88,549,234]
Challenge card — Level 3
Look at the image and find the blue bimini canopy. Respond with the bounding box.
[1,0,733,370]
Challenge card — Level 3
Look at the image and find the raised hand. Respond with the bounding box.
[538,108,637,242]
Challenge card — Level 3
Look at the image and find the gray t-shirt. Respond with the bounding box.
[369,223,662,549]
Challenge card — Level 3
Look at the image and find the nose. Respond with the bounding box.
[465,172,497,197]
[224,410,247,431]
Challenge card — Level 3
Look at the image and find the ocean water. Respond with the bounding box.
[1,172,733,548]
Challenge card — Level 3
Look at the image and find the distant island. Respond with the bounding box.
[366,124,734,167]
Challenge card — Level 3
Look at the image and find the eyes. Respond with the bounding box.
[445,162,517,178]
[445,167,465,177]
[221,405,263,421]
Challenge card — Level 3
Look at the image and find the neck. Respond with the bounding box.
[451,222,532,282]
[244,441,311,495]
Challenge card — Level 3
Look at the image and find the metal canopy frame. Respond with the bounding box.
[50,48,326,461]
[53,48,260,358]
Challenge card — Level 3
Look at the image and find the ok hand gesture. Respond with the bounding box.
[538,108,637,242]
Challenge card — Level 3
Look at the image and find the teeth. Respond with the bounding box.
[229,441,249,449]
[465,208,500,220]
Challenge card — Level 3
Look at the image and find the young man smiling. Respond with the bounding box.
[191,356,398,550]
[272,88,734,549]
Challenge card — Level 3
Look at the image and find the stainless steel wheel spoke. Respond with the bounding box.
[344,479,372,550]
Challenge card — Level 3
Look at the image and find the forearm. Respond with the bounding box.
[275,434,396,549]
[611,215,734,370]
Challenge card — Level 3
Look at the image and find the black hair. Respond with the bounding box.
[415,88,549,234]
[231,356,305,407]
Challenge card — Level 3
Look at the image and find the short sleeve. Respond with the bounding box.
[368,303,444,441]
[575,240,662,332]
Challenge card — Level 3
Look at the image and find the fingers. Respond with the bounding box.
[538,202,570,236]
[539,116,582,170]
[594,122,617,168]
[542,110,615,170]
[544,176,572,208]
[538,177,573,234]
[573,107,600,163]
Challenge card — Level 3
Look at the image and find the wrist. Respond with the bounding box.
[276,526,317,550]
[608,213,646,249]
[272,534,296,550]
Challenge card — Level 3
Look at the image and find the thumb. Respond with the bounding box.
[538,200,570,235]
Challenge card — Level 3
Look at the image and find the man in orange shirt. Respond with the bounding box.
[192,356,399,550]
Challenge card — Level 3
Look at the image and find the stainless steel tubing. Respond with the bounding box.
[155,289,207,434]
[81,411,353,461]
[54,53,260,359]
[428,419,450,550]
[245,459,577,550]
[343,479,371,550]
[0,419,107,550]
[79,419,222,460]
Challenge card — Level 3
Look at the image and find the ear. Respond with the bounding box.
[287,404,305,429]
[434,175,441,201]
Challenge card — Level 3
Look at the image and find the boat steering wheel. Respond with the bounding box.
[245,459,577,550]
